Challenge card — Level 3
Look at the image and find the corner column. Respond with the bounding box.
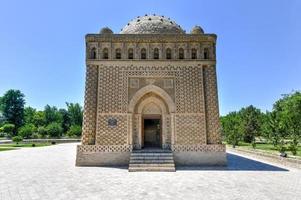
[81,64,99,145]
[203,65,222,144]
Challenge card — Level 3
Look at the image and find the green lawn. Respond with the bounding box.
[0,147,16,151]
[0,143,53,151]
[228,142,301,158]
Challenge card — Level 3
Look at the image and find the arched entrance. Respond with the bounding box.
[128,85,175,149]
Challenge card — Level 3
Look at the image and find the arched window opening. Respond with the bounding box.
[90,47,97,59]
[102,48,108,59]
[154,48,159,59]
[166,48,172,59]
[128,48,134,59]
[141,48,146,59]
[115,48,121,59]
[191,48,197,59]
[204,48,209,59]
[179,48,184,59]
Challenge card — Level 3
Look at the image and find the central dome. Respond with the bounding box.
[120,14,185,34]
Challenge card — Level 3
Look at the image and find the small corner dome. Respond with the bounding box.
[191,26,204,34]
[100,27,113,34]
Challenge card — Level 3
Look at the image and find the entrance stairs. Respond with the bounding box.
[128,148,176,172]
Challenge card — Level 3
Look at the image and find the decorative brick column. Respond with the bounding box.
[203,65,222,144]
[81,65,98,145]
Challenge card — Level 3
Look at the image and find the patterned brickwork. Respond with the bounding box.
[98,66,123,113]
[96,114,128,145]
[171,144,225,152]
[78,145,132,153]
[175,114,206,145]
[81,65,98,145]
[122,65,204,114]
[175,66,204,113]
[203,65,222,144]
[163,115,171,149]
[132,114,140,149]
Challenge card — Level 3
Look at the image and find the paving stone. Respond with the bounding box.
[0,143,300,200]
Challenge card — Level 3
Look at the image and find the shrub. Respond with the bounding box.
[37,126,47,138]
[32,143,36,147]
[1,123,15,137]
[46,123,63,138]
[51,141,56,145]
[12,136,23,144]
[18,124,36,139]
[67,125,82,137]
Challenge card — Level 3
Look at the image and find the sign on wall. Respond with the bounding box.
[108,117,118,127]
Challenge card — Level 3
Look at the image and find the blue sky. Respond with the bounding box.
[0,0,300,115]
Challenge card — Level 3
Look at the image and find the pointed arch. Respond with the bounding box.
[128,85,175,113]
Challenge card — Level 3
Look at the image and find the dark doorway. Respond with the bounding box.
[143,118,161,148]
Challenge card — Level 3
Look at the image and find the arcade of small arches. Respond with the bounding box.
[89,46,212,60]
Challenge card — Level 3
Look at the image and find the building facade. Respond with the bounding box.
[76,15,226,167]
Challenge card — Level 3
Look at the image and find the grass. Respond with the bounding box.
[227,142,301,158]
[0,142,53,152]
[0,147,16,151]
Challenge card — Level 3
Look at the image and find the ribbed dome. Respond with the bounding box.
[120,14,185,34]
[100,27,113,34]
[191,26,204,34]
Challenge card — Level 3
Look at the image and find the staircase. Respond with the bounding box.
[128,149,176,172]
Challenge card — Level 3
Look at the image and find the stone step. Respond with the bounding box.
[130,159,174,163]
[130,156,173,159]
[129,163,175,167]
[131,153,173,156]
[129,167,176,172]
[128,150,176,172]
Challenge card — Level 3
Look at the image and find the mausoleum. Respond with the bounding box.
[76,14,226,171]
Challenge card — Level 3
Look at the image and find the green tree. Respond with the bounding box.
[46,122,63,138]
[275,91,301,155]
[221,112,243,148]
[44,105,62,125]
[240,105,262,148]
[24,107,36,124]
[66,103,83,126]
[37,126,47,138]
[18,123,37,139]
[1,123,15,137]
[59,108,71,133]
[67,125,82,137]
[0,90,25,134]
[32,111,46,127]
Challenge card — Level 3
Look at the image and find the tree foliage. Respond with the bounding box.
[0,90,25,134]
[239,105,262,147]
[221,112,243,148]
[221,91,301,155]
[18,123,37,139]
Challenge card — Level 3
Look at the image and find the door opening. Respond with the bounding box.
[143,117,161,148]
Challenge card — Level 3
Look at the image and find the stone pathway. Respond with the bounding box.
[0,143,300,200]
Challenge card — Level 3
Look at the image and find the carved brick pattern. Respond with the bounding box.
[164,115,171,145]
[78,145,132,153]
[175,115,206,145]
[81,65,98,145]
[96,115,128,145]
[203,66,221,144]
[171,144,225,152]
[121,65,204,113]
[133,114,140,148]
[98,66,123,113]
[176,67,204,113]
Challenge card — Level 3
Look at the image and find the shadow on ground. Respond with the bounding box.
[176,153,288,171]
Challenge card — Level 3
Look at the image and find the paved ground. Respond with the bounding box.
[0,143,300,200]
